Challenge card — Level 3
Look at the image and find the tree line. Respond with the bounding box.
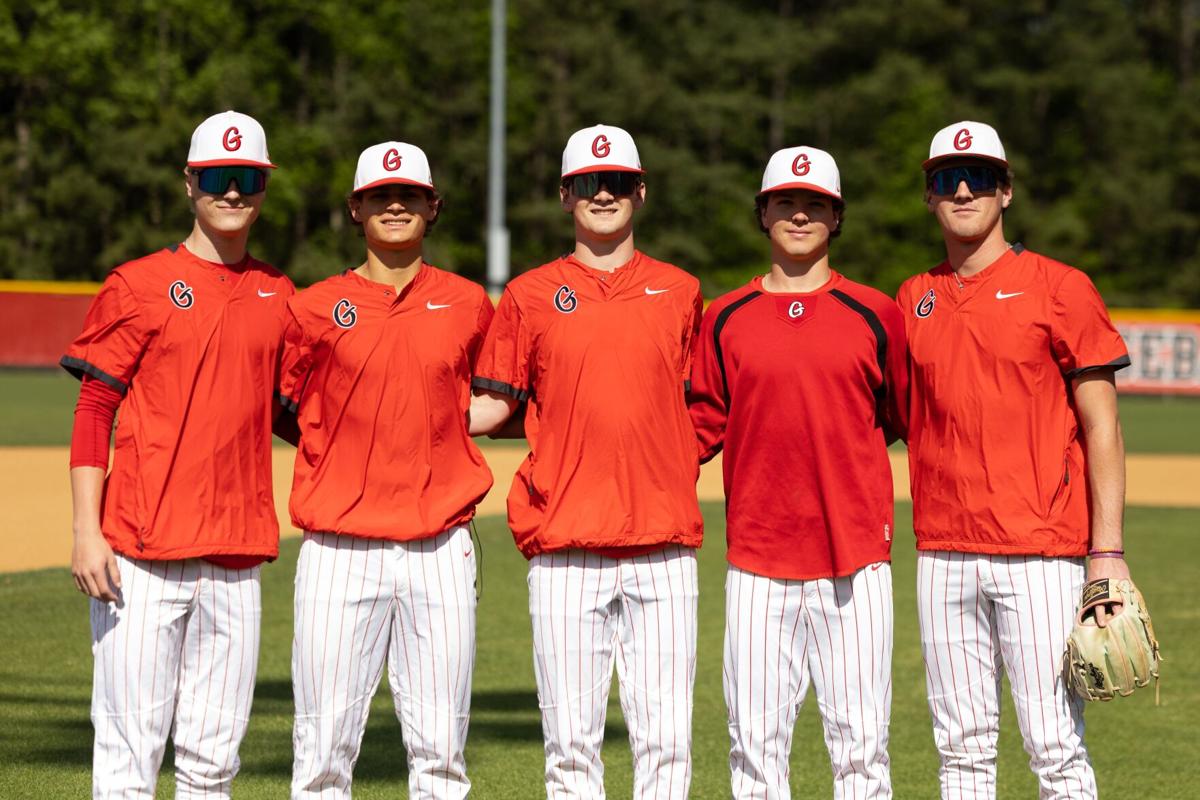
[3,0,1198,305]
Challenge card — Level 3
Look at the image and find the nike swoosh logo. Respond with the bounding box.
[995,290,1023,300]
[463,549,472,558]
[644,287,669,295]
[257,290,277,298]
[426,301,451,310]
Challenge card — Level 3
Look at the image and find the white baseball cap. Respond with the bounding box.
[561,124,643,178]
[187,110,275,169]
[352,142,435,193]
[758,146,842,200]
[924,121,1008,170]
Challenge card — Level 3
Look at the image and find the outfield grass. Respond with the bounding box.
[1,503,1194,798]
[4,368,1197,453]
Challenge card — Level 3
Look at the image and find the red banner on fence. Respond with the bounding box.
[1111,314,1200,396]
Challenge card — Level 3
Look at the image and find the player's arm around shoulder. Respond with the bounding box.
[686,288,744,463]
[874,291,911,443]
[468,285,523,436]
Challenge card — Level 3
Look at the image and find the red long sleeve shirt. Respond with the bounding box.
[689,272,908,580]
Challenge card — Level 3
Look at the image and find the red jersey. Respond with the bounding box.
[473,251,704,558]
[689,272,908,579]
[61,244,294,560]
[278,266,494,541]
[896,244,1130,556]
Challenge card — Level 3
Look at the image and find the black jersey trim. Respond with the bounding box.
[1011,242,1025,255]
[1067,354,1132,379]
[829,289,889,416]
[712,291,763,404]
[472,376,530,402]
[60,356,128,395]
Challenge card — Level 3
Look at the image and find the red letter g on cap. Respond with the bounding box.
[383,148,402,171]
[953,128,973,151]
[223,127,242,151]
[591,135,611,158]
[791,153,811,176]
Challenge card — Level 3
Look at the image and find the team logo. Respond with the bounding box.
[591,135,611,158]
[953,128,972,151]
[222,126,242,151]
[553,285,578,314]
[914,289,936,318]
[787,300,805,319]
[383,148,402,171]
[332,298,358,329]
[791,153,811,176]
[168,280,194,310]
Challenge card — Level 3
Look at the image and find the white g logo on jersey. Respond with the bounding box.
[332,298,358,329]
[914,289,936,319]
[168,280,194,310]
[788,300,805,319]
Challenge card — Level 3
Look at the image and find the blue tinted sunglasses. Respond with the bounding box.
[563,171,641,197]
[193,166,268,195]
[927,165,1000,196]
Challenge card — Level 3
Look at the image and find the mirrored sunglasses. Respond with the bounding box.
[564,171,641,197]
[927,165,1000,196]
[194,166,268,196]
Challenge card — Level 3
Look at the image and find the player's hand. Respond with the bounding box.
[1085,556,1131,627]
[72,526,122,603]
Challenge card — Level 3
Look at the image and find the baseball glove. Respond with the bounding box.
[1063,578,1161,702]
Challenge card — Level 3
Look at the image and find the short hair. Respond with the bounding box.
[754,194,845,239]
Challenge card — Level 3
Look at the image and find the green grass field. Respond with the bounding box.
[4,368,1198,452]
[1,503,1196,798]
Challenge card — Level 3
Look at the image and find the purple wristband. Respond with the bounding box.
[1088,551,1125,559]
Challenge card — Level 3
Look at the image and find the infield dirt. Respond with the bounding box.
[3,447,1198,573]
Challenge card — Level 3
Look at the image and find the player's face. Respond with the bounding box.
[761,189,838,261]
[185,168,265,236]
[925,158,1012,243]
[560,173,645,241]
[349,185,439,249]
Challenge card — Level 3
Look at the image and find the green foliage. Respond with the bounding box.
[1,505,1197,797]
[1,1,1198,303]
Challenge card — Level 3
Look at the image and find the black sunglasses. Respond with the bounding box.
[194,166,269,196]
[563,171,641,198]
[926,165,1000,196]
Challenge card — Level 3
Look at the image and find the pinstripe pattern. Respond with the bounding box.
[528,546,698,799]
[725,564,893,800]
[917,552,1096,800]
[291,527,476,799]
[90,555,261,799]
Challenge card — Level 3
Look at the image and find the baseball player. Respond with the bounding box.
[277,141,494,799]
[896,121,1133,799]
[689,147,908,799]
[64,110,293,798]
[468,124,704,798]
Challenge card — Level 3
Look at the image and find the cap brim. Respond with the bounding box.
[757,181,842,201]
[561,165,645,179]
[353,177,436,193]
[922,153,1008,171]
[188,158,278,169]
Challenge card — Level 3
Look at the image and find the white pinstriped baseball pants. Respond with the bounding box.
[917,552,1096,799]
[528,546,698,799]
[725,563,894,800]
[90,555,262,799]
[291,528,476,800]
